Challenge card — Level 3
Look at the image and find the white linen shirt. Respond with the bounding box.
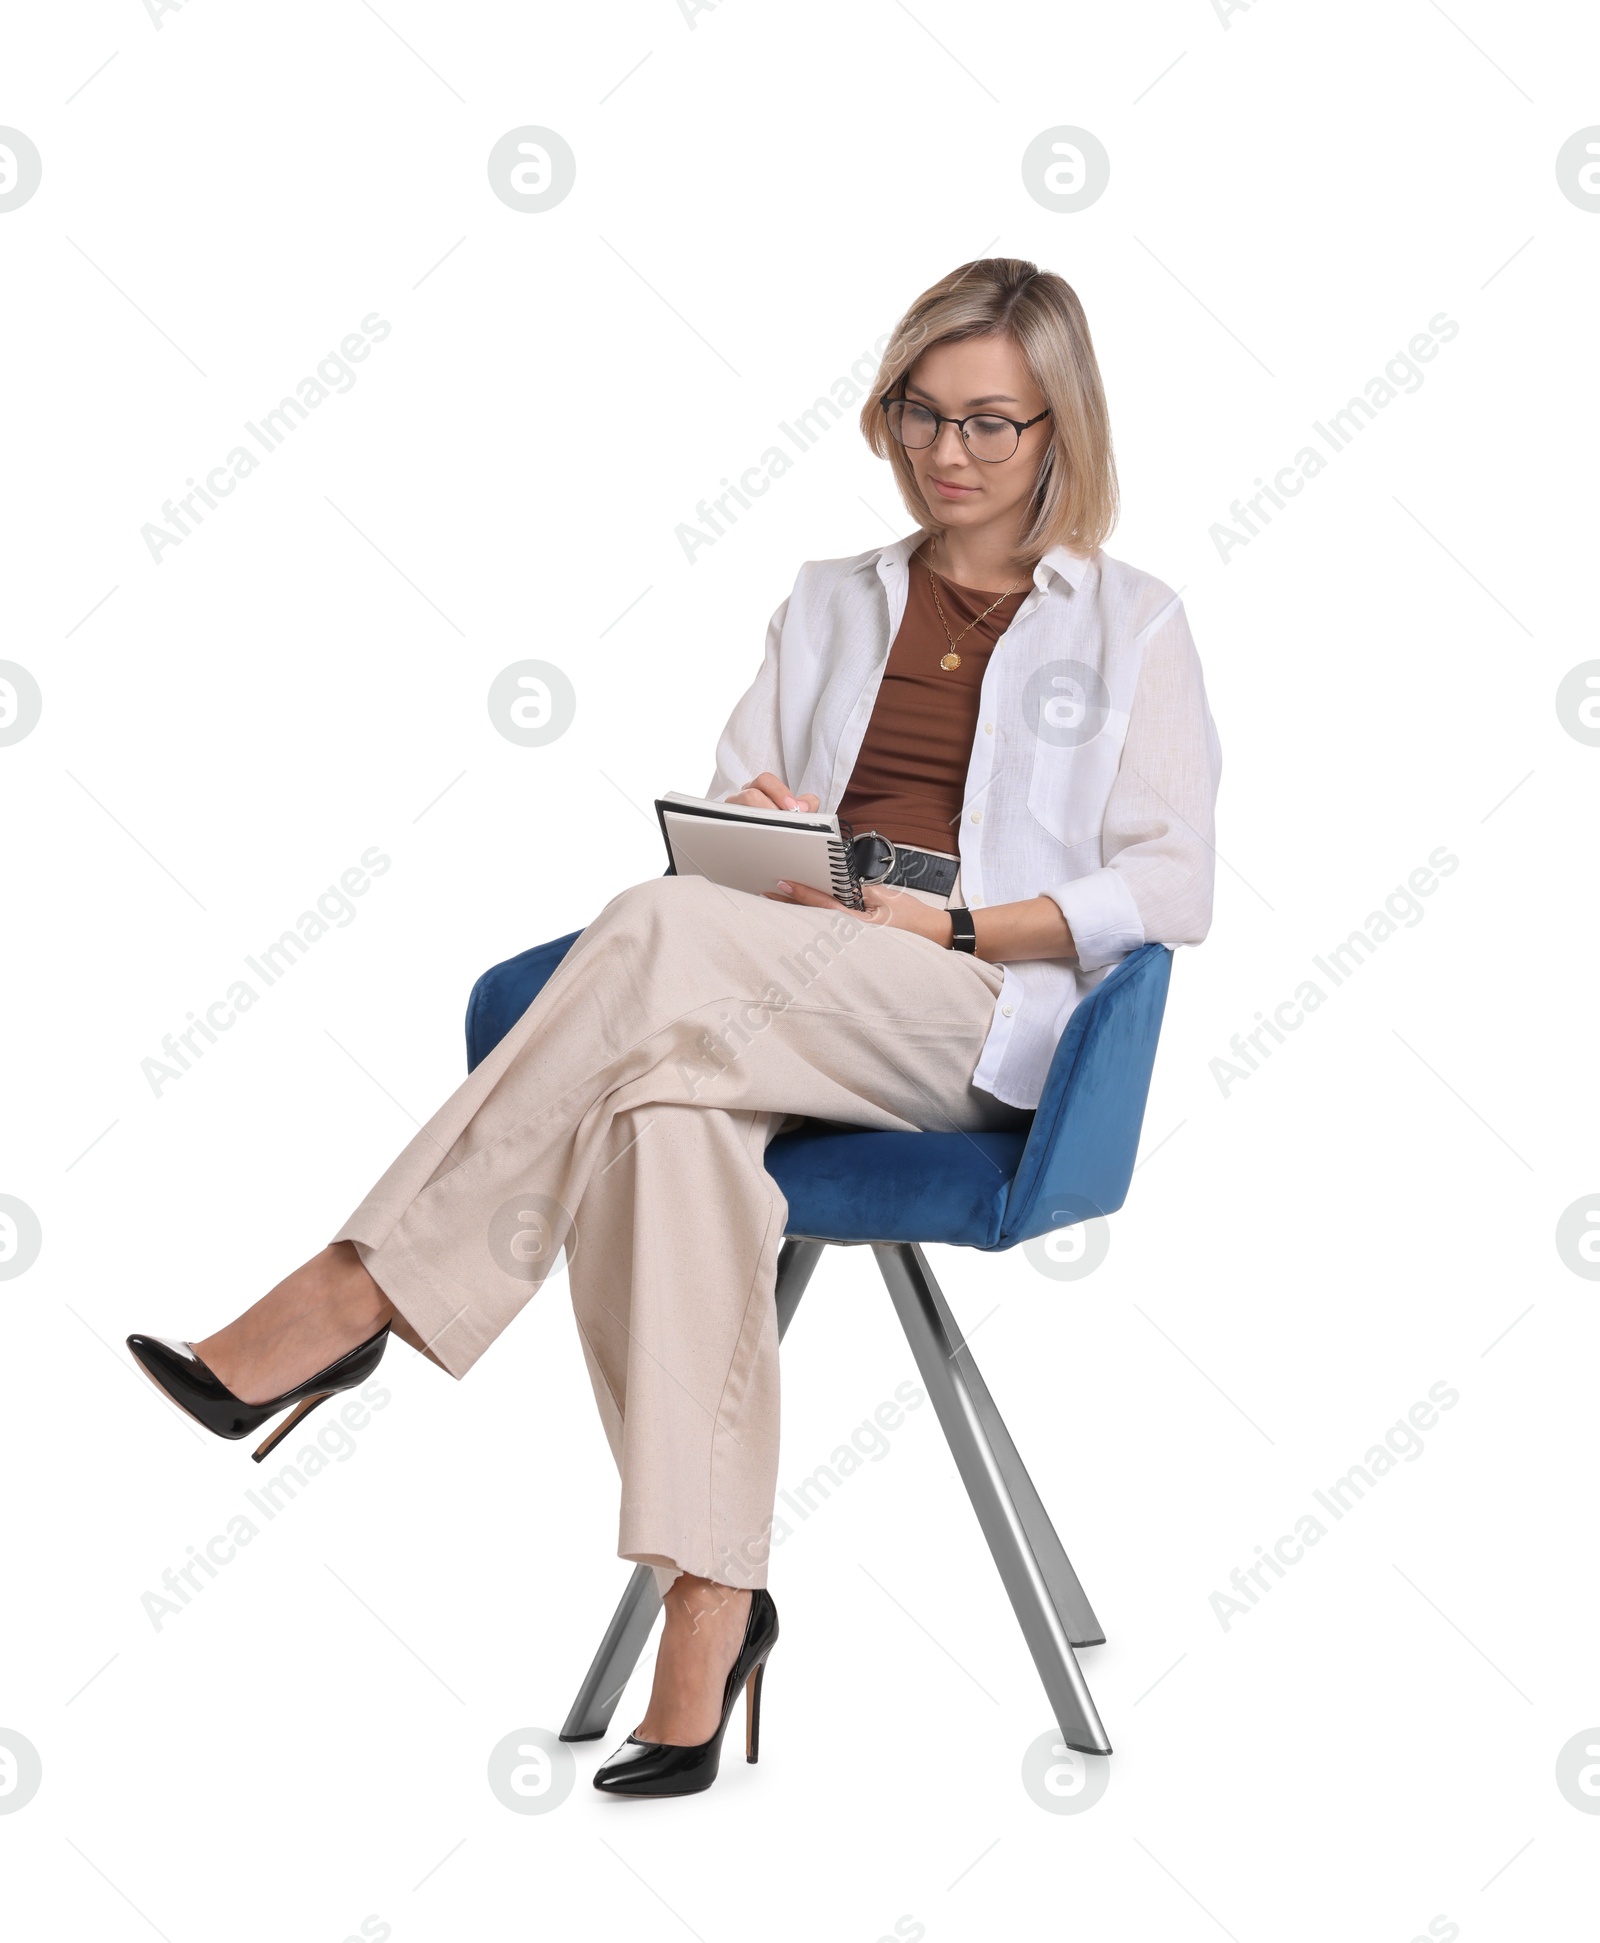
[708,528,1222,1109]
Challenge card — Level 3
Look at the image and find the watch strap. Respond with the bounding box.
[948,906,977,953]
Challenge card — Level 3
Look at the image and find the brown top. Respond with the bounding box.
[837,549,1028,855]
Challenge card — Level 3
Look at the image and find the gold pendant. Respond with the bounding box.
[940,651,961,671]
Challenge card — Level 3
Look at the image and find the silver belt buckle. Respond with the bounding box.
[857,830,898,884]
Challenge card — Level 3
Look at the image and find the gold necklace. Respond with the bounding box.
[923,536,1020,671]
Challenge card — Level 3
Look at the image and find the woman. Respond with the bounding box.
[128,257,1221,1797]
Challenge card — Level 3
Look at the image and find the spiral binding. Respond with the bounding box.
[829,816,866,910]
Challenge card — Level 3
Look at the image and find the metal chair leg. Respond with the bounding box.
[773,1237,826,1336]
[872,1241,1112,1755]
[557,1564,659,1743]
[885,1246,1104,1647]
[558,1237,827,1742]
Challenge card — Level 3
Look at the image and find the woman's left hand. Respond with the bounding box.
[763,877,953,946]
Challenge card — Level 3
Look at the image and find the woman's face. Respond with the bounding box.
[898,333,1052,554]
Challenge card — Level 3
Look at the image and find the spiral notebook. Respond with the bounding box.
[653,791,865,910]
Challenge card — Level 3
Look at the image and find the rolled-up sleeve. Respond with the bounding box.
[1044,599,1222,972]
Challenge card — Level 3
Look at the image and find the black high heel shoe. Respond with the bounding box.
[592,1588,778,1799]
[126,1325,391,1462]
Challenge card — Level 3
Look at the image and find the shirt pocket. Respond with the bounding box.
[1026,740,1094,850]
[1019,657,1120,850]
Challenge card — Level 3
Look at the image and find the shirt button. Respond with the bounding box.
[1001,1004,1014,1017]
[970,809,982,823]
[983,721,994,734]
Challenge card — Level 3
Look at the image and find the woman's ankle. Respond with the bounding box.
[663,1576,751,1626]
[636,1578,756,1745]
[318,1243,393,1335]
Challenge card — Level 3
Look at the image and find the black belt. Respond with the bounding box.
[849,830,961,900]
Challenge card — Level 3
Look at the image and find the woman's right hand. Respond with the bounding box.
[728,772,820,813]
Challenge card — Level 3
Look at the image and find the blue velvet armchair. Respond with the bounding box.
[466,930,1174,1755]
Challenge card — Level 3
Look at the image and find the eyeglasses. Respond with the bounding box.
[882,395,1052,463]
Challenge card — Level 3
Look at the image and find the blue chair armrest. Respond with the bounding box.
[998,943,1172,1247]
[465,929,583,1072]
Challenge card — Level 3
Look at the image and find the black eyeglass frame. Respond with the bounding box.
[880,394,1053,462]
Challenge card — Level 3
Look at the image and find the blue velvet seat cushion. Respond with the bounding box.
[763,1123,1030,1249]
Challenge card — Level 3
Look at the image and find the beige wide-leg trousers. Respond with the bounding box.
[332,875,1024,1591]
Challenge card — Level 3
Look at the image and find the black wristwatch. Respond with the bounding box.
[948,906,977,953]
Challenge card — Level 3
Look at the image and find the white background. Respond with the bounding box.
[2,1,1597,1938]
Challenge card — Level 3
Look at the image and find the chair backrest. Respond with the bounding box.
[997,942,1172,1248]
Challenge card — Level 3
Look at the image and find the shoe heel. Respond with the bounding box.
[744,1657,767,1764]
[252,1391,333,1463]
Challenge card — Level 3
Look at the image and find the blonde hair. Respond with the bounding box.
[859,257,1118,557]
